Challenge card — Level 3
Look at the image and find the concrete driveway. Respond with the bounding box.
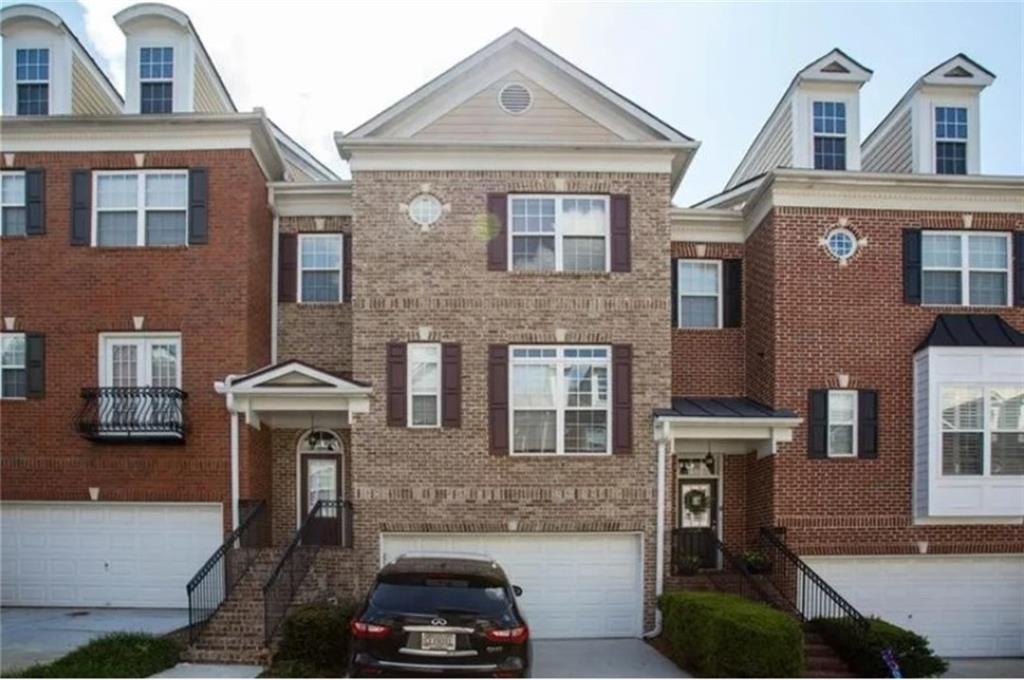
[532,639,688,678]
[0,607,189,673]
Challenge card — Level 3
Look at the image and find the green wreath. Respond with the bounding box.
[683,489,709,514]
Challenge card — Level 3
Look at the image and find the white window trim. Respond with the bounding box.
[938,383,1024,478]
[509,345,612,456]
[296,233,344,304]
[677,259,723,329]
[14,48,50,114]
[811,99,847,170]
[91,170,189,247]
[933,105,968,174]
[1,171,26,235]
[97,332,182,388]
[921,231,1012,307]
[825,228,858,262]
[407,342,441,428]
[0,332,27,400]
[507,194,611,273]
[139,46,174,103]
[827,389,858,458]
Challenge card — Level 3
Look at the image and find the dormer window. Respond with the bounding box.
[812,101,846,170]
[15,48,49,115]
[140,47,174,114]
[935,106,968,175]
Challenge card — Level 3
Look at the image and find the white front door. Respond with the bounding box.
[100,336,181,429]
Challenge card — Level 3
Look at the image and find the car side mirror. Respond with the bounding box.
[513,585,523,597]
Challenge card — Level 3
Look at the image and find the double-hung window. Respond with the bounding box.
[827,390,857,457]
[93,171,188,246]
[935,106,967,175]
[298,234,343,303]
[941,384,1023,476]
[0,333,26,398]
[408,343,441,427]
[677,260,721,328]
[510,346,610,455]
[1,172,26,236]
[15,48,49,115]
[813,101,846,170]
[921,232,1010,306]
[140,47,174,114]
[509,195,609,272]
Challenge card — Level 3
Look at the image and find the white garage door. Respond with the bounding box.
[1,502,223,609]
[805,555,1024,657]
[381,533,643,639]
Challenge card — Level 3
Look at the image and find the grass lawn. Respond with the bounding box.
[5,633,182,678]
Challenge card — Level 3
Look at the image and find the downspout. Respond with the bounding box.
[269,187,279,364]
[644,420,669,638]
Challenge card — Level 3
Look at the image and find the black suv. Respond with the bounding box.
[349,553,531,678]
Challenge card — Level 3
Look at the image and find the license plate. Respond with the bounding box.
[421,632,456,651]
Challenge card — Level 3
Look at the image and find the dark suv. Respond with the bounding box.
[349,553,531,678]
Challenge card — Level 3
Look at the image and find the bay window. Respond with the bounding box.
[509,195,608,272]
[93,170,188,246]
[941,384,1024,476]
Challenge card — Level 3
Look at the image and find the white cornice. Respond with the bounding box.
[269,181,353,217]
[670,208,745,243]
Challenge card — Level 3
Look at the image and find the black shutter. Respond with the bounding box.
[386,342,407,427]
[1014,231,1024,307]
[487,194,508,271]
[188,168,208,244]
[488,345,509,455]
[903,229,922,304]
[671,258,679,327]
[722,259,743,328]
[25,168,45,235]
[612,344,633,454]
[808,389,828,458]
[343,233,353,302]
[25,333,44,399]
[441,343,461,428]
[70,170,91,245]
[278,234,297,302]
[610,194,631,272]
[858,390,879,459]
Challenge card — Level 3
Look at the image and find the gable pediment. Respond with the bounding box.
[797,48,872,85]
[922,54,995,88]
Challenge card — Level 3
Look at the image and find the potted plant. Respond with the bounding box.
[677,555,702,576]
[740,550,771,574]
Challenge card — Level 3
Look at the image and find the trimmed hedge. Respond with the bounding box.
[809,617,948,678]
[660,590,804,678]
[272,601,355,677]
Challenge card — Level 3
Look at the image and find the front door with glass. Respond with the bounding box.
[677,456,720,569]
[100,336,181,431]
[301,453,342,545]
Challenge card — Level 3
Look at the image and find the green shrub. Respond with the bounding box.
[809,617,948,678]
[273,601,355,675]
[660,590,804,677]
[9,633,181,678]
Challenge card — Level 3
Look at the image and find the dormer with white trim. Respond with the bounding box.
[1,4,122,116]
[725,49,873,191]
[862,54,995,176]
[115,3,235,115]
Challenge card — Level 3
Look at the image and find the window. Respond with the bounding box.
[827,390,857,457]
[93,170,188,247]
[921,232,1010,306]
[825,228,857,261]
[509,195,609,273]
[510,346,610,455]
[677,260,721,328]
[941,385,1023,476]
[15,48,49,115]
[408,343,441,427]
[140,47,174,114]
[102,335,181,389]
[935,106,967,175]
[1,172,26,236]
[408,194,442,227]
[298,234,343,303]
[1,333,26,398]
[813,101,846,170]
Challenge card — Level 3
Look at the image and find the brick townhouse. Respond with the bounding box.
[2,2,1022,667]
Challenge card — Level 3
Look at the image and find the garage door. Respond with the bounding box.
[381,533,643,639]
[1,502,223,609]
[805,555,1024,657]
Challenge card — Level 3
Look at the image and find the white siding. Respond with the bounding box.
[913,352,930,518]
[727,98,793,189]
[863,107,912,173]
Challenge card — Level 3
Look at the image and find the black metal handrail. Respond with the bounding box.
[758,527,869,630]
[262,500,353,643]
[670,528,776,604]
[77,386,188,440]
[186,500,269,643]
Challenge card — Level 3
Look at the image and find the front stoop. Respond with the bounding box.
[802,633,855,679]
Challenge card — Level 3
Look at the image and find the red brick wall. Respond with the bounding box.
[0,150,273,528]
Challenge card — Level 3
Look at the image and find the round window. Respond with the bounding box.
[825,228,858,260]
[498,83,532,114]
[408,194,443,227]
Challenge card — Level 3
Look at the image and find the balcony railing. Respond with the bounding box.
[77,387,188,441]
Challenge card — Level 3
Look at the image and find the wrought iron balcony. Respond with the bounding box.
[77,387,188,442]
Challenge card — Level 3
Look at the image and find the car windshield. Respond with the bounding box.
[370,577,511,616]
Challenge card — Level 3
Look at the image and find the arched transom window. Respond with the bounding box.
[299,429,341,453]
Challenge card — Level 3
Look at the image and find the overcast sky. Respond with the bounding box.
[30,1,1024,205]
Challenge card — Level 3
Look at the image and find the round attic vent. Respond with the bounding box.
[498,83,532,114]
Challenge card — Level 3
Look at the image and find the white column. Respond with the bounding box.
[230,410,240,531]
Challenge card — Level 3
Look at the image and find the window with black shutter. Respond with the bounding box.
[809,388,879,460]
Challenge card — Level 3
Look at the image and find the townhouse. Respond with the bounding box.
[1,3,1021,664]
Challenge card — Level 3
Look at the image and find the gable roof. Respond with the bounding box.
[228,360,372,392]
[916,314,1024,352]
